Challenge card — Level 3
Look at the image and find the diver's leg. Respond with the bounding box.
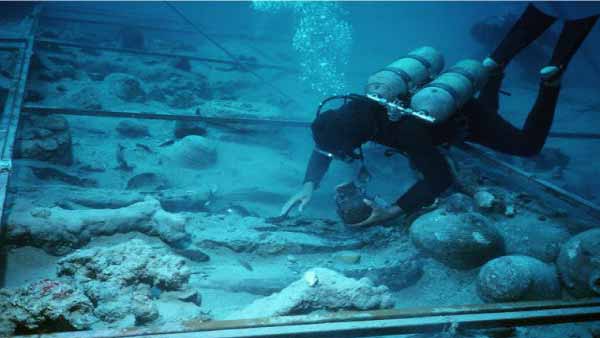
[540,14,599,86]
[468,83,560,156]
[476,72,504,113]
[489,4,557,68]
[478,4,557,112]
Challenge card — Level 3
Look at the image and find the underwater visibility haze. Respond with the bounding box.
[0,1,600,337]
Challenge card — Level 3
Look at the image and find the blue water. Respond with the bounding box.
[2,2,600,336]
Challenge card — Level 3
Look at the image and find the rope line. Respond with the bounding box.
[163,1,298,105]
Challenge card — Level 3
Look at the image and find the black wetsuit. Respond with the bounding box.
[303,76,561,214]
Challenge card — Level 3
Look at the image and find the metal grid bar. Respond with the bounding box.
[42,6,184,26]
[35,38,298,73]
[0,24,37,159]
[0,5,41,288]
[15,299,600,338]
[40,15,195,35]
[39,14,288,43]
[458,142,600,218]
[20,106,600,139]
[21,106,311,127]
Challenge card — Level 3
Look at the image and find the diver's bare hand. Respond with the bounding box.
[349,199,404,227]
[280,182,314,216]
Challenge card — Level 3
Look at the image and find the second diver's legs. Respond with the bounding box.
[541,14,599,86]
[478,4,557,113]
[489,4,557,68]
[469,13,599,157]
[468,84,560,156]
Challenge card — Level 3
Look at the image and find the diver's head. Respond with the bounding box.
[311,100,381,161]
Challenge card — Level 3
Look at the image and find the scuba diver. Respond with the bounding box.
[280,4,599,227]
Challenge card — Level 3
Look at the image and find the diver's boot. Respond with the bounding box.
[489,4,557,69]
[542,14,599,87]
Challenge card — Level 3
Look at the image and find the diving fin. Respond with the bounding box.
[490,4,558,67]
[548,14,599,72]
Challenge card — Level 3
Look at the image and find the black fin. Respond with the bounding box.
[549,14,599,70]
[490,3,558,67]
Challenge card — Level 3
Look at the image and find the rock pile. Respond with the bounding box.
[14,114,73,165]
[106,73,146,103]
[57,239,192,324]
[0,239,196,335]
[0,279,95,336]
[68,86,103,109]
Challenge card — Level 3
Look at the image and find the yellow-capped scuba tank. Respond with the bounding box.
[366,46,444,102]
[409,59,488,123]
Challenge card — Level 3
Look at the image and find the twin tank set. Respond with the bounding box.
[365,46,489,123]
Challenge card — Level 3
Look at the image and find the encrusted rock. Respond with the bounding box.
[0,279,95,336]
[495,216,570,262]
[160,135,217,169]
[116,120,151,138]
[15,115,73,165]
[133,294,159,325]
[147,73,211,109]
[343,249,423,291]
[443,193,475,213]
[410,209,504,269]
[106,73,146,103]
[56,240,191,323]
[229,268,394,319]
[474,190,495,209]
[58,239,191,290]
[477,255,560,303]
[557,228,600,298]
[68,86,103,110]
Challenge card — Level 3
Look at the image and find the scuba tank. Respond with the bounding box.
[409,59,488,123]
[366,46,445,102]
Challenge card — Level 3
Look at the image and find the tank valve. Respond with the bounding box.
[366,94,436,123]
